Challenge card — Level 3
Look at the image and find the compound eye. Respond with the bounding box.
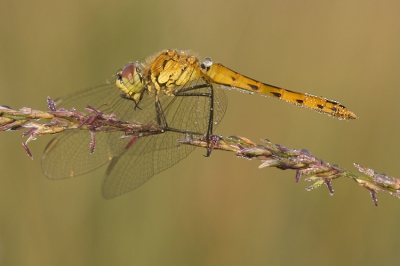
[121,63,135,84]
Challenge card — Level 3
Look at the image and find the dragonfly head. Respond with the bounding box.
[115,63,144,102]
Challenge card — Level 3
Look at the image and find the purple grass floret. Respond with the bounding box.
[22,142,33,159]
[46,96,57,111]
[125,136,138,149]
[90,131,96,154]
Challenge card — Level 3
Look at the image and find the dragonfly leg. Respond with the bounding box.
[173,82,215,156]
[120,93,142,110]
[155,99,169,128]
[119,87,149,110]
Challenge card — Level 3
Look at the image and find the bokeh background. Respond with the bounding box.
[1,0,400,265]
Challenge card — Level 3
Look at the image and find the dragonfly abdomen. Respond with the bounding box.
[206,63,357,120]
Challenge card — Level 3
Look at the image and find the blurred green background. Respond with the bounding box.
[1,0,400,265]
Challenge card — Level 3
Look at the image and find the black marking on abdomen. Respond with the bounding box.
[317,104,324,109]
[271,92,281,98]
[296,99,304,104]
[248,84,259,91]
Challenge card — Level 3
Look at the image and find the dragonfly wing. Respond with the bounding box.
[41,79,142,179]
[42,131,113,179]
[51,78,158,123]
[41,69,160,177]
[102,131,195,199]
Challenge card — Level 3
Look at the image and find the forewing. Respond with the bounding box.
[41,77,145,179]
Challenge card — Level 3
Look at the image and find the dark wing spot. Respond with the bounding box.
[271,92,281,98]
[248,84,259,91]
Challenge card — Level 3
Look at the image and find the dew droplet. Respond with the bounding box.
[202,57,213,67]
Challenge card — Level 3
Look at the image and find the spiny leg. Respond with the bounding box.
[155,99,169,128]
[120,90,146,110]
[173,83,215,156]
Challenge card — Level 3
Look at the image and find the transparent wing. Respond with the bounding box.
[42,131,114,179]
[41,77,161,179]
[103,79,228,198]
[52,79,159,123]
[102,131,192,198]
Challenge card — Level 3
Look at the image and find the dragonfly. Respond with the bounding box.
[42,49,357,198]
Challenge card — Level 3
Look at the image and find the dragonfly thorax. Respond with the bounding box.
[144,49,206,96]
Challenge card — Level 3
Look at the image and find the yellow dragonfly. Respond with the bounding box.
[42,49,357,198]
